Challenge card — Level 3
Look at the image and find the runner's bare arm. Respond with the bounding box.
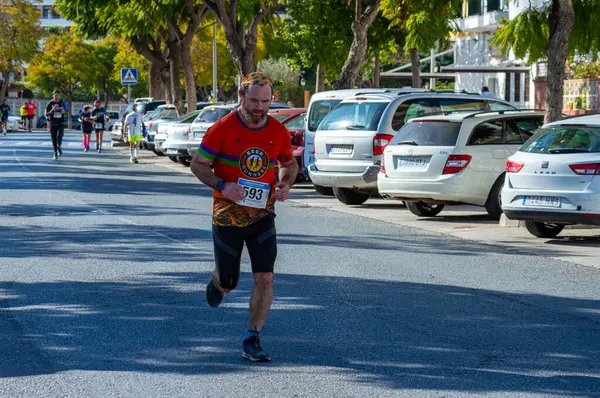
[191,152,220,189]
[278,159,298,188]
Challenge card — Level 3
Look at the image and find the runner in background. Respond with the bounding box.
[25,99,36,132]
[79,105,93,152]
[91,100,108,153]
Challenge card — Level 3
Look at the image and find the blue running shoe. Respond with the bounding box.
[205,279,224,308]
[243,335,271,362]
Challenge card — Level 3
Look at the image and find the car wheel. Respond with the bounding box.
[524,220,565,238]
[485,175,504,220]
[406,201,445,217]
[313,184,334,196]
[333,187,370,205]
[177,156,191,167]
[153,148,165,156]
[168,155,179,163]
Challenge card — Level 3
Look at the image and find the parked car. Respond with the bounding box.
[6,114,20,131]
[308,91,518,205]
[110,120,124,142]
[106,111,120,130]
[502,114,600,237]
[303,88,430,195]
[378,110,545,218]
[36,115,47,129]
[187,104,239,155]
[146,105,179,152]
[269,102,291,110]
[70,114,82,130]
[269,108,307,180]
[156,110,202,163]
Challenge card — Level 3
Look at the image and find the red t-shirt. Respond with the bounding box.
[25,102,36,116]
[198,111,293,227]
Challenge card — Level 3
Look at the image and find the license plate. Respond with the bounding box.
[523,196,561,208]
[396,157,430,168]
[193,132,204,140]
[330,145,353,155]
[166,149,179,155]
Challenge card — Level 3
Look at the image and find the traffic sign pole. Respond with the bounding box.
[127,85,131,104]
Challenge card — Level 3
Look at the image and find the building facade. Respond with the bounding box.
[444,0,544,108]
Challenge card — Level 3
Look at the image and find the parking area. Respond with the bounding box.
[118,142,600,270]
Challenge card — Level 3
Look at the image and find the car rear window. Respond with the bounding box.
[390,121,462,146]
[521,125,600,154]
[319,102,388,131]
[439,98,487,112]
[195,108,231,123]
[308,100,342,131]
[153,108,178,119]
[271,114,288,122]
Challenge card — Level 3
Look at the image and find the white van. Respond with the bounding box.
[303,88,427,193]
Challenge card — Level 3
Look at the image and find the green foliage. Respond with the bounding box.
[572,62,600,79]
[490,7,549,64]
[275,0,354,79]
[257,57,301,87]
[491,1,600,64]
[27,30,92,99]
[190,24,238,92]
[113,38,150,99]
[0,0,44,73]
[380,0,461,54]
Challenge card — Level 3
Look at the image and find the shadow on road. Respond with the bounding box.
[0,272,599,396]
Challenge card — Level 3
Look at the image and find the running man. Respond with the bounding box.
[45,90,68,160]
[25,98,36,132]
[79,105,93,152]
[190,72,298,362]
[123,103,143,163]
[91,100,108,153]
[1,99,10,135]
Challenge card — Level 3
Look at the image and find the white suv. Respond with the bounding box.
[309,92,516,205]
[378,111,545,219]
[502,114,600,237]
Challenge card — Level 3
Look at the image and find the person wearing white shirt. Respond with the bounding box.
[123,104,144,163]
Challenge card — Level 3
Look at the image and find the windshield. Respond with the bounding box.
[272,114,289,122]
[521,125,600,154]
[171,111,200,123]
[390,121,462,146]
[308,99,342,131]
[318,102,387,131]
[195,108,231,123]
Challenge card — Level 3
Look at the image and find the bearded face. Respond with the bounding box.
[239,84,272,125]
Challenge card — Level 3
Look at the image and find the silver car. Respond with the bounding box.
[309,91,517,205]
[158,110,202,164]
[146,105,179,153]
[187,104,238,155]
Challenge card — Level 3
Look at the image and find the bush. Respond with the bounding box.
[572,62,600,79]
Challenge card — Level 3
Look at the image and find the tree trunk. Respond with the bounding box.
[167,42,185,115]
[149,62,162,99]
[410,48,421,88]
[316,64,325,93]
[331,0,382,89]
[181,47,197,113]
[373,52,380,88]
[162,67,172,104]
[204,1,274,77]
[0,70,8,105]
[104,82,109,109]
[545,0,574,123]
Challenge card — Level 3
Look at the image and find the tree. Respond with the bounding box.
[190,24,239,100]
[331,0,383,89]
[489,1,600,122]
[381,0,461,88]
[86,37,120,108]
[275,0,355,85]
[0,0,44,103]
[27,30,92,128]
[258,57,301,87]
[203,0,279,76]
[113,38,151,100]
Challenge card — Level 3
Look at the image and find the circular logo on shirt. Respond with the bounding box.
[240,147,269,179]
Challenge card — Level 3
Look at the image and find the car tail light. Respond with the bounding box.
[149,121,153,130]
[442,155,471,174]
[188,127,192,136]
[506,160,525,173]
[373,134,394,156]
[380,162,386,174]
[569,163,600,175]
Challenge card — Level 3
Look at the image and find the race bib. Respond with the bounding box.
[236,178,270,209]
[53,112,62,119]
[94,123,104,129]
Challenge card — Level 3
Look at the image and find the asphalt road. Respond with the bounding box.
[1,131,600,398]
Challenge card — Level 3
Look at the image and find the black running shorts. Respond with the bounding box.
[212,214,277,286]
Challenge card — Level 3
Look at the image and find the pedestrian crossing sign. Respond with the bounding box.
[121,68,138,85]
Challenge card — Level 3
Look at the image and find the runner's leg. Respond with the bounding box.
[50,125,59,156]
[57,125,64,155]
[245,215,277,332]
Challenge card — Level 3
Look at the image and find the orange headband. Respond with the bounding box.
[241,72,273,87]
